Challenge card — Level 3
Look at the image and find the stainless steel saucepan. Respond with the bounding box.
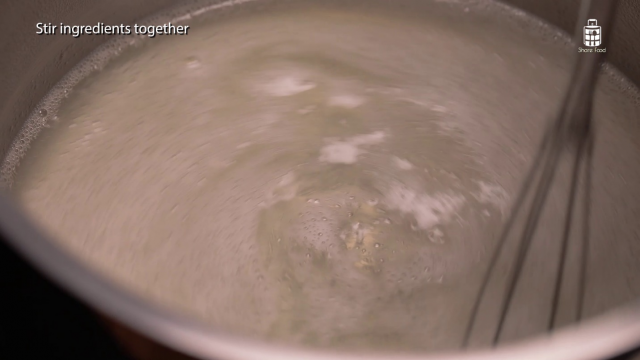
[1,0,640,359]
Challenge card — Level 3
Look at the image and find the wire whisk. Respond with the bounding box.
[462,0,619,347]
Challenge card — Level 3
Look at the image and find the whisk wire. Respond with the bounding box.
[577,130,595,321]
[548,109,592,331]
[461,0,617,346]
[492,120,568,345]
[461,123,554,347]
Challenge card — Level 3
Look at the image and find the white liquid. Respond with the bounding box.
[6,0,640,352]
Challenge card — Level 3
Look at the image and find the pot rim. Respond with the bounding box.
[1,194,640,360]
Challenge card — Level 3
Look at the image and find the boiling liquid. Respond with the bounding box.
[6,0,640,352]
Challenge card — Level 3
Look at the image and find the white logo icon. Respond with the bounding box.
[583,19,601,47]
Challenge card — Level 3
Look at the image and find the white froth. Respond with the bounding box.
[186,58,202,69]
[474,181,509,214]
[351,131,386,145]
[319,131,386,164]
[393,157,414,170]
[431,105,448,113]
[384,182,465,230]
[319,142,362,164]
[297,105,316,114]
[262,75,316,97]
[428,228,445,243]
[261,172,299,207]
[279,172,296,186]
[328,94,366,108]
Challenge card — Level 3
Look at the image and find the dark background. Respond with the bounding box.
[0,237,132,360]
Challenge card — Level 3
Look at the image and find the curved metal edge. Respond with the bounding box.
[2,192,640,360]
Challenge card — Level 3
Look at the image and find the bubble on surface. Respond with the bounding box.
[392,156,414,170]
[327,94,366,108]
[318,131,386,164]
[383,182,465,230]
[473,180,509,215]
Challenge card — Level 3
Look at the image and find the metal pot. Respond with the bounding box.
[1,1,640,359]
